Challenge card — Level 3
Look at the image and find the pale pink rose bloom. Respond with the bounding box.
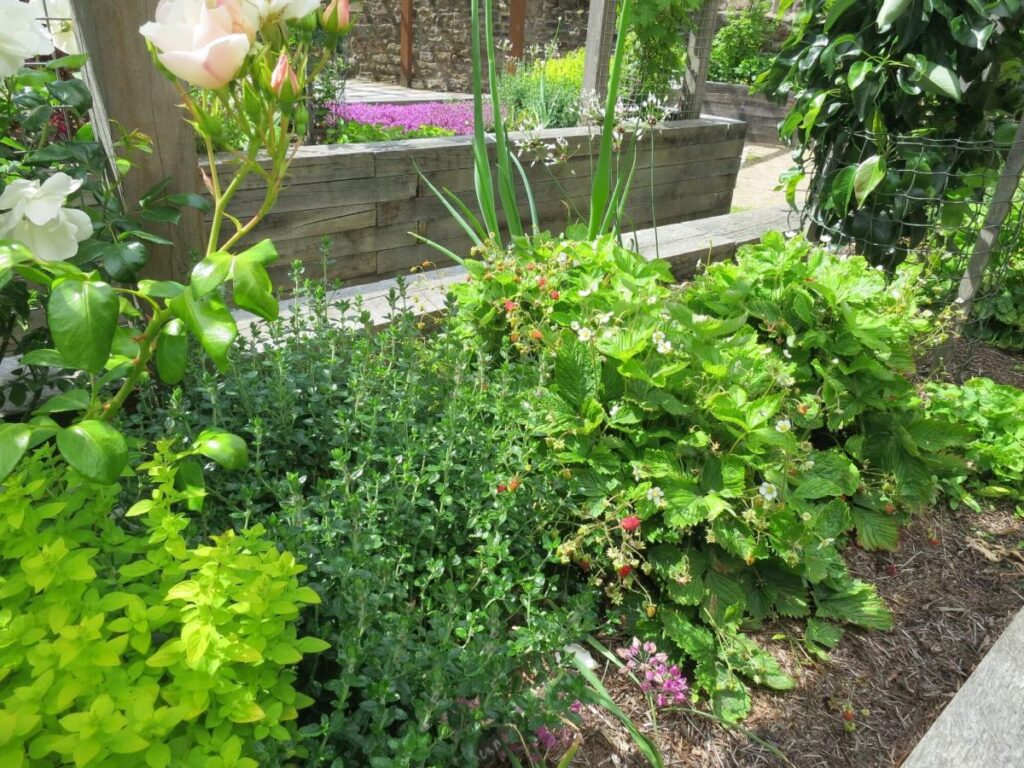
[140,0,252,90]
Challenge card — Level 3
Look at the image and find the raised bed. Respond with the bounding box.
[209,118,747,289]
[704,82,793,146]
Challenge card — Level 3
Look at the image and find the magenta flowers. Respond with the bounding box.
[326,101,494,135]
[616,637,689,708]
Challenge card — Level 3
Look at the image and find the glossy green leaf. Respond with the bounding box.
[193,430,248,470]
[56,420,128,484]
[138,279,186,299]
[0,240,34,275]
[33,389,90,415]
[155,319,188,385]
[0,423,32,481]
[46,78,92,112]
[853,155,886,206]
[47,279,119,374]
[831,165,857,214]
[232,259,278,321]
[190,251,232,298]
[876,0,912,30]
[169,289,237,371]
[847,60,873,91]
[918,62,962,101]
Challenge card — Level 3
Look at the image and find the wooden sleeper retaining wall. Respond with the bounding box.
[209,118,746,289]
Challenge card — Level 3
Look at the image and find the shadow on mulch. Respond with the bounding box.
[565,343,1024,768]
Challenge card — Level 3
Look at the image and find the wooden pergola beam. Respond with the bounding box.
[69,0,203,282]
[400,0,414,87]
[582,0,615,100]
[509,0,527,62]
[680,0,721,119]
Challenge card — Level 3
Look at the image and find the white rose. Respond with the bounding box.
[140,0,252,89]
[0,173,92,262]
[29,0,79,55]
[239,0,320,28]
[0,0,54,78]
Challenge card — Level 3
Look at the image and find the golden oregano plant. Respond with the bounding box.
[0,2,352,765]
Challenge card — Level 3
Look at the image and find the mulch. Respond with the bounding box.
[563,344,1024,768]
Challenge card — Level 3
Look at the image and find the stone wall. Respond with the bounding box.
[347,0,588,92]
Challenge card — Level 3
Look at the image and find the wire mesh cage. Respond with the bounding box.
[799,129,1024,368]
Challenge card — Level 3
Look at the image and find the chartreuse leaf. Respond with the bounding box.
[56,420,128,484]
[155,319,188,385]
[0,423,32,481]
[47,279,119,374]
[193,430,248,470]
[169,289,237,371]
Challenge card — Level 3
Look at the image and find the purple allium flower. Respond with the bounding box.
[325,100,496,135]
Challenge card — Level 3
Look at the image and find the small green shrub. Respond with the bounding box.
[324,120,456,144]
[499,48,585,129]
[0,444,322,767]
[128,284,596,765]
[925,377,1024,504]
[708,1,780,86]
[450,231,963,721]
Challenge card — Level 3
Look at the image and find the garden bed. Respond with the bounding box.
[704,82,793,146]
[210,118,747,289]
[562,343,1024,767]
[569,501,1023,767]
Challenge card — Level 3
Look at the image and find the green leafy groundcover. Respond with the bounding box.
[450,231,966,722]
[127,284,596,766]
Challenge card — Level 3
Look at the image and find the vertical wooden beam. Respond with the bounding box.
[400,0,414,87]
[509,0,527,62]
[680,0,720,119]
[582,0,616,101]
[69,0,203,282]
[954,114,1024,329]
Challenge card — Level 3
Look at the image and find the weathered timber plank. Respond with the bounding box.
[225,174,417,218]
[902,609,1024,768]
[231,203,377,248]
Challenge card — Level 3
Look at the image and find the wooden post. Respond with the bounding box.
[509,0,527,63]
[69,0,203,282]
[954,114,1024,330]
[400,0,414,87]
[582,0,616,101]
[680,0,720,119]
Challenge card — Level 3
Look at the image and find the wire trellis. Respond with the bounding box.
[799,129,1024,364]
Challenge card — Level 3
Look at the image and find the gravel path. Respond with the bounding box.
[731,142,807,213]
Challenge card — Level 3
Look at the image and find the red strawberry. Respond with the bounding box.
[621,516,641,533]
[617,565,632,578]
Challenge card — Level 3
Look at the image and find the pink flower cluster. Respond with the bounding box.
[616,637,689,708]
[326,101,495,135]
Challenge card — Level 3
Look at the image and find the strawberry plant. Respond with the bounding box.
[450,232,964,722]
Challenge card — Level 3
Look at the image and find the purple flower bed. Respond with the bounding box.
[326,101,494,135]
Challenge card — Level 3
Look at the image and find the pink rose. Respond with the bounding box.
[140,0,252,90]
